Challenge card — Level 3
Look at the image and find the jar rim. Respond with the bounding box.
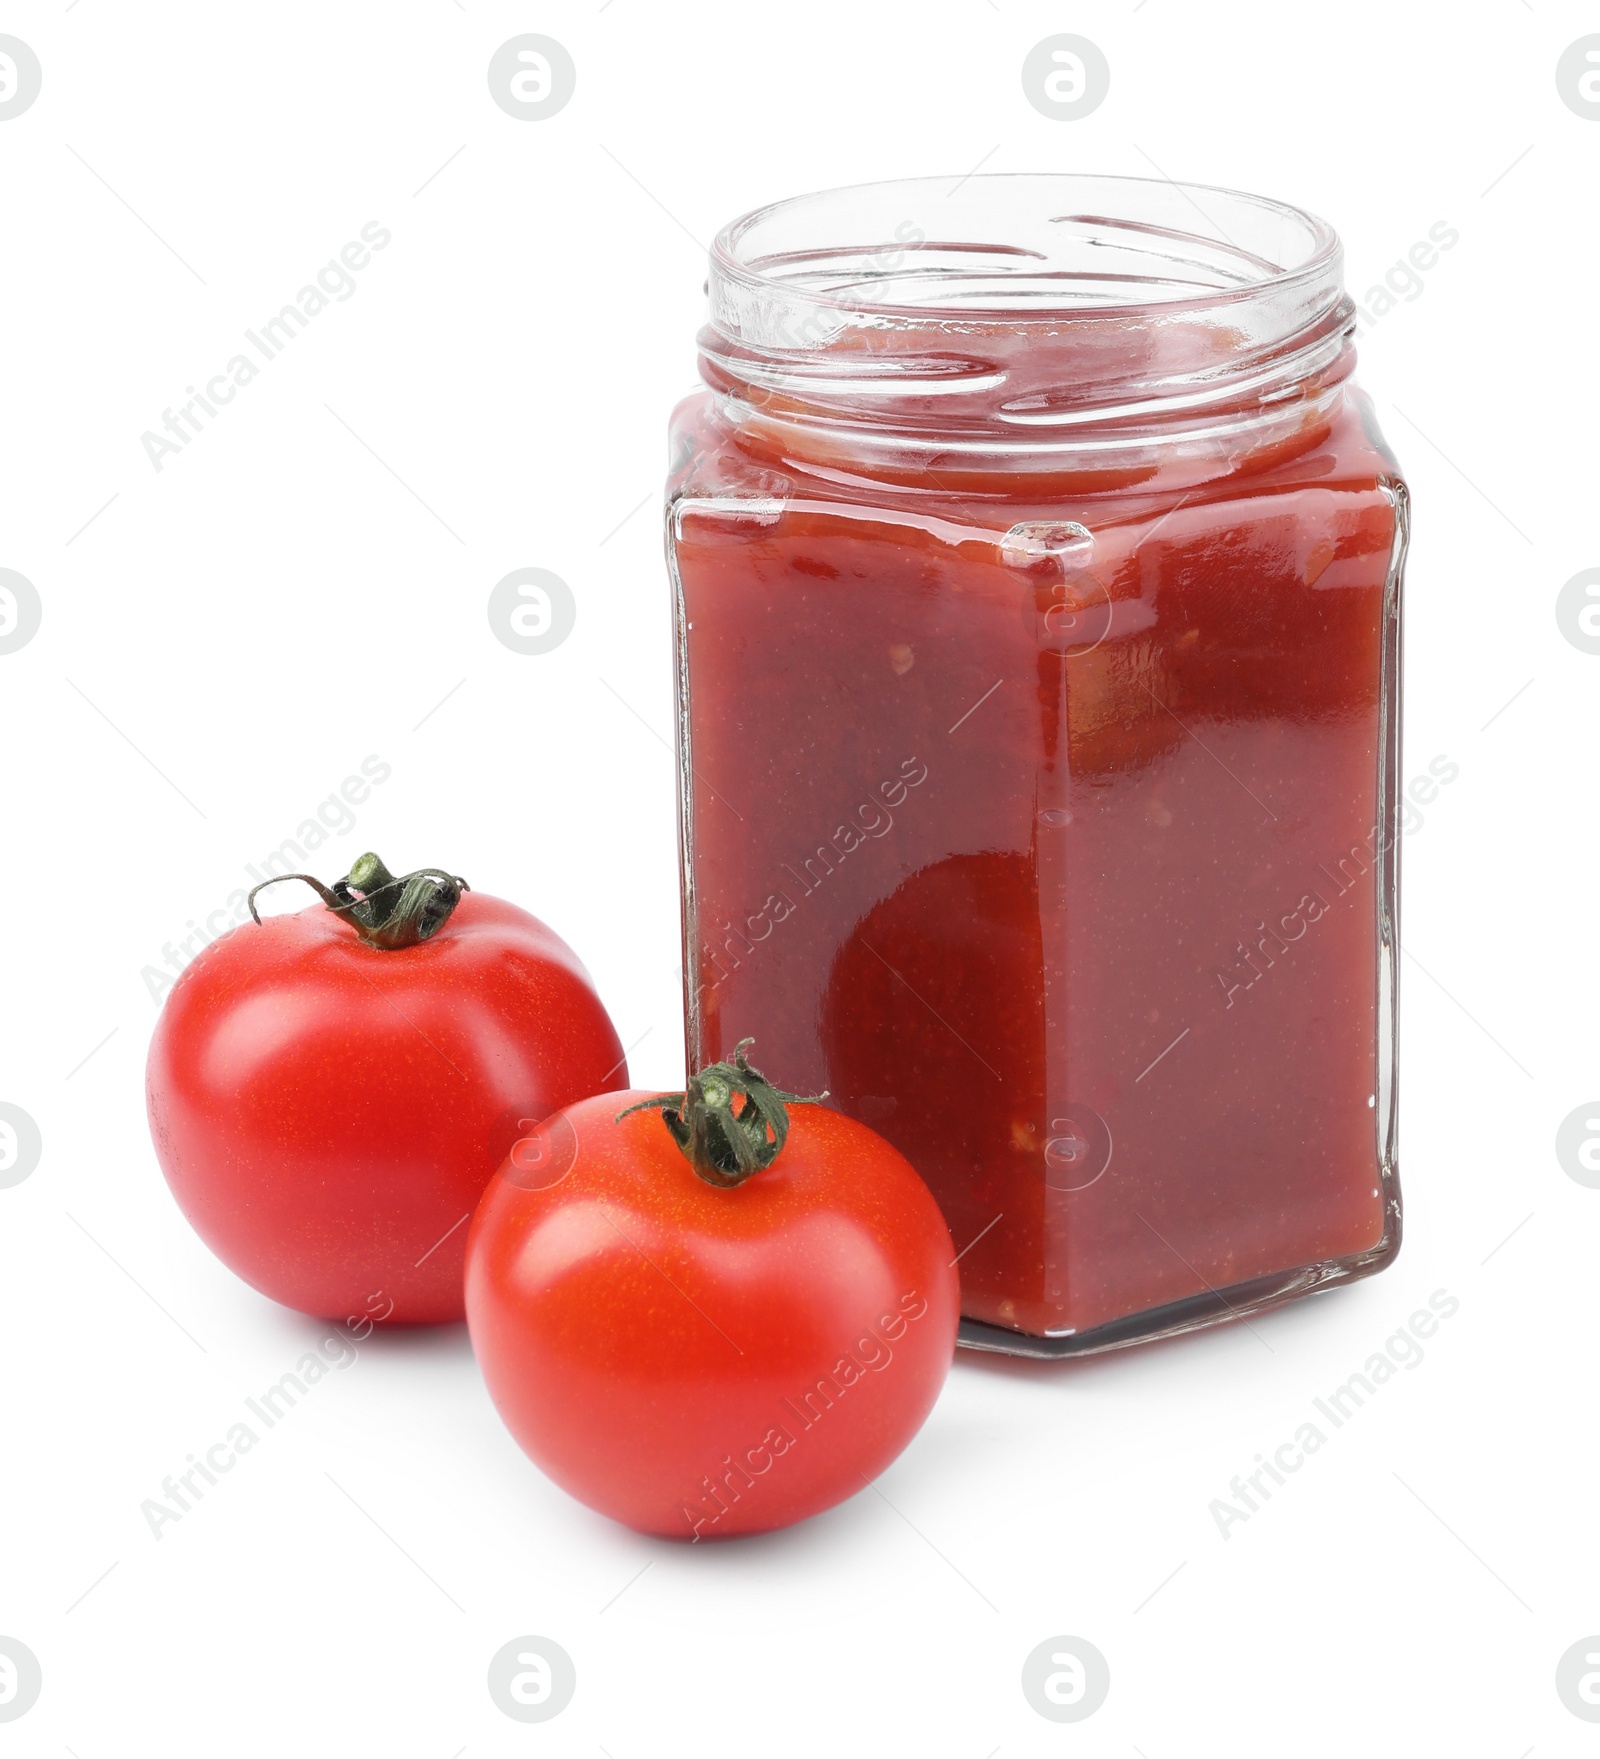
[710,172,1343,332]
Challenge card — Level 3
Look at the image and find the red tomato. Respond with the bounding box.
[146,856,626,1323]
[465,1045,958,1539]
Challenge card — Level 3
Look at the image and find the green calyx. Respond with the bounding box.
[247,852,469,950]
[617,1039,827,1188]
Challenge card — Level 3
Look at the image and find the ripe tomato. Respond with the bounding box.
[147,855,626,1323]
[465,1044,958,1539]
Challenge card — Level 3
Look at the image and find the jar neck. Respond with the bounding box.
[699,174,1357,488]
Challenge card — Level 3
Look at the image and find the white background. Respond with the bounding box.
[1,1,1594,1752]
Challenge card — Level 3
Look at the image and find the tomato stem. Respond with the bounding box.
[617,1039,827,1187]
[246,852,470,950]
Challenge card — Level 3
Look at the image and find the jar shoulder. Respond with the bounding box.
[667,386,1405,531]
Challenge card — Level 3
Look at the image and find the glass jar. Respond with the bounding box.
[665,175,1405,1357]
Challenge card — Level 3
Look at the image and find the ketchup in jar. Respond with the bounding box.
[666,175,1405,1355]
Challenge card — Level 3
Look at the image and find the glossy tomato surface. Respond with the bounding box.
[465,1089,959,1539]
[147,891,626,1322]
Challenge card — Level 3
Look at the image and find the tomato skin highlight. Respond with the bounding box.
[146,891,627,1323]
[465,1090,959,1539]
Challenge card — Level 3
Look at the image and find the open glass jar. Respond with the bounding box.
[666,174,1405,1356]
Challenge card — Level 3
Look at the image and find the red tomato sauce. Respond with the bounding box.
[669,374,1402,1346]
